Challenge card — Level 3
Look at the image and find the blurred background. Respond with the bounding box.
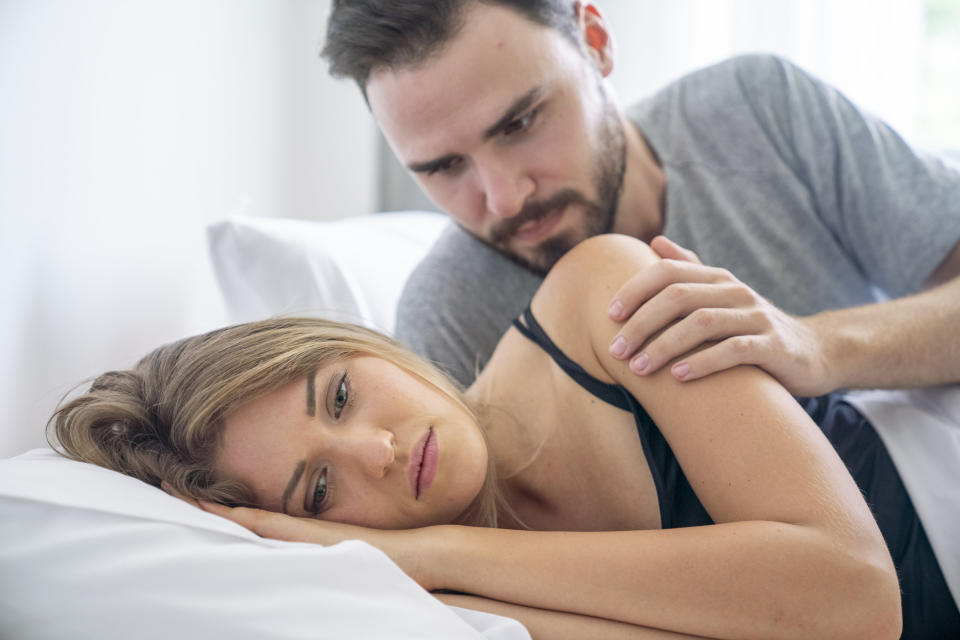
[2,0,958,458]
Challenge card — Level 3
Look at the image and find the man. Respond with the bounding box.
[322,0,960,394]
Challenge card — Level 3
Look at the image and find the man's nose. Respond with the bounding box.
[478,160,534,220]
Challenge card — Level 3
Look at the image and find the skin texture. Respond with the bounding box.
[368,0,960,395]
[215,357,488,529]
[160,2,956,636]
[194,235,902,639]
[608,236,960,396]
[366,3,663,276]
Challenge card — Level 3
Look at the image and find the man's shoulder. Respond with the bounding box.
[398,223,540,293]
[395,223,542,385]
[631,54,806,119]
[676,53,799,93]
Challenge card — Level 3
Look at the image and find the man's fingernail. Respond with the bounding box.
[672,363,690,380]
[609,336,627,357]
[631,353,649,373]
[608,300,623,318]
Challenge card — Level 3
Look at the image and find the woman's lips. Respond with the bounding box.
[409,427,438,499]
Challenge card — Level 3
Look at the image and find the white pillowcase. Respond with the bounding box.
[0,448,529,639]
[207,212,448,333]
[0,213,531,639]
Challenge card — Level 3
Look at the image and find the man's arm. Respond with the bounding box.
[608,55,960,395]
[606,236,960,396]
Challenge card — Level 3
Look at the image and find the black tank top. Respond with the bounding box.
[512,307,959,637]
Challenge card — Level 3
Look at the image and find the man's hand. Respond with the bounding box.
[607,236,834,397]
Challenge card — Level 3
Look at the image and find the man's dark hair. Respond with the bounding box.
[322,0,579,98]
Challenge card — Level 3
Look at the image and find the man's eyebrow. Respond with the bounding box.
[481,86,544,140]
[408,153,461,174]
[282,459,306,515]
[405,86,544,174]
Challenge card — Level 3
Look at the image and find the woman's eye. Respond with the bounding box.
[334,374,349,418]
[312,469,328,513]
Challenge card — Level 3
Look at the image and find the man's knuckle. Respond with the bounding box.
[729,335,752,354]
[691,308,714,328]
[664,282,690,301]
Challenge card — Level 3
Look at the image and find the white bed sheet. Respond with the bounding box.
[0,448,529,640]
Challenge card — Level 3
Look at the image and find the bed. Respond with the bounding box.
[0,212,530,639]
[2,213,958,637]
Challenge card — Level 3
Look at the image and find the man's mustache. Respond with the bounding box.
[489,189,589,245]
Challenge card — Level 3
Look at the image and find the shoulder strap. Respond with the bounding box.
[512,308,630,411]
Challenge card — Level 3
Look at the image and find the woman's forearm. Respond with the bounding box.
[428,521,899,640]
[435,592,711,640]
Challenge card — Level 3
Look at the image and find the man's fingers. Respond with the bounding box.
[649,236,703,265]
[668,335,767,382]
[608,259,729,321]
[609,281,751,360]
[623,308,766,374]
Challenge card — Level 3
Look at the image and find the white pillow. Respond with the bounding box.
[207,212,448,334]
[0,448,529,640]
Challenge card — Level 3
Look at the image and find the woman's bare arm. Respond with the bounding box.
[419,235,901,639]
[204,235,902,639]
[436,593,711,640]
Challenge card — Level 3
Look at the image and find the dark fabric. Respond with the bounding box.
[514,308,960,638]
[797,395,960,638]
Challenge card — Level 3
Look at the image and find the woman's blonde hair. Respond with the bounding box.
[47,316,508,527]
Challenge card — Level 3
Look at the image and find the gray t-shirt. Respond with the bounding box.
[396,54,960,387]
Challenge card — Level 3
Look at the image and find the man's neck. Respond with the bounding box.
[611,115,666,243]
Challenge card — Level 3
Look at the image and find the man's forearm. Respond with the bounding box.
[811,274,960,390]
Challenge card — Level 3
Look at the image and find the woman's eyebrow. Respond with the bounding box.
[282,459,306,515]
[306,371,317,417]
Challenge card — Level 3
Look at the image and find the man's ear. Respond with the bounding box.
[576,2,614,77]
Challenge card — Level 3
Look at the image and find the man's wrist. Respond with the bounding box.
[806,310,865,392]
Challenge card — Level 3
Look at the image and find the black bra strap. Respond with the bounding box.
[512,308,631,411]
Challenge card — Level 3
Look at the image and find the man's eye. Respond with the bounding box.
[334,374,349,418]
[428,157,462,176]
[503,109,538,136]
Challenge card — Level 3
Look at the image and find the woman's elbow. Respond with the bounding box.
[845,548,902,640]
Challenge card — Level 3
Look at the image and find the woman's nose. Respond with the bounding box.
[348,428,396,479]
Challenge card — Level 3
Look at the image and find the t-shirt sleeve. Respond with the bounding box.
[395,224,543,387]
[732,54,960,296]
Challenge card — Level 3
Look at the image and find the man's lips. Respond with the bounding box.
[512,206,565,245]
[408,427,438,499]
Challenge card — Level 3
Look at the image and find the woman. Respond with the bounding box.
[49,235,957,639]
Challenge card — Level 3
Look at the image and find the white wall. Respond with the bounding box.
[380,0,928,212]
[603,0,923,141]
[0,0,377,457]
[0,0,932,459]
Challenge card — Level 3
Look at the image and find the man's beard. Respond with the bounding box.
[479,90,627,277]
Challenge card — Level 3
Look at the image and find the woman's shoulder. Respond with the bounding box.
[535,234,658,305]
[526,234,659,381]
